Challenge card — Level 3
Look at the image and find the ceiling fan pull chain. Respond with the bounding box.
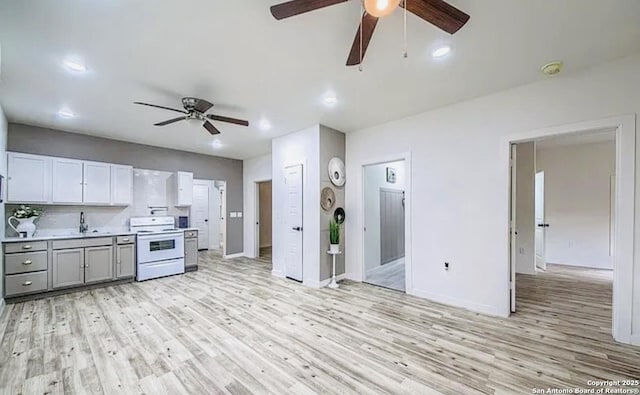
[403,0,408,58]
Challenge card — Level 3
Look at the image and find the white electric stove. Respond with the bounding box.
[130,216,185,281]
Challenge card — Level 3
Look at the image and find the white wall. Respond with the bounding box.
[0,104,7,313]
[364,160,406,273]
[345,54,640,331]
[272,126,320,284]
[515,142,536,274]
[243,154,272,258]
[537,141,615,269]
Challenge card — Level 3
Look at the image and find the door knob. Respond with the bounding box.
[292,226,302,231]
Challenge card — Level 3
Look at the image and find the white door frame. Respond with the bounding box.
[192,179,227,255]
[503,114,636,345]
[254,179,273,258]
[360,152,412,293]
[219,182,228,258]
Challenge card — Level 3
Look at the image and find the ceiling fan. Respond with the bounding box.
[133,97,250,135]
[270,0,470,66]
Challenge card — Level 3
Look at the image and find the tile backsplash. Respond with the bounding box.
[5,168,188,237]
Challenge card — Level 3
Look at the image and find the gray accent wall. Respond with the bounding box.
[7,123,244,254]
[319,125,345,281]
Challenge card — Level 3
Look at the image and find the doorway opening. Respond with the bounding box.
[255,180,272,262]
[363,160,406,292]
[507,115,636,345]
[192,179,227,257]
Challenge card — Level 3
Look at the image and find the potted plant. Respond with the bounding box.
[8,205,43,238]
[329,219,340,253]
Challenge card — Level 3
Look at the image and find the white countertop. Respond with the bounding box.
[2,228,199,243]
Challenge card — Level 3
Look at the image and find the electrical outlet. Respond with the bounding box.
[519,247,525,255]
[444,262,450,271]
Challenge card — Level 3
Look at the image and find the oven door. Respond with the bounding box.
[137,232,185,263]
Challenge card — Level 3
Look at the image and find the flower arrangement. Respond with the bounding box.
[12,205,43,219]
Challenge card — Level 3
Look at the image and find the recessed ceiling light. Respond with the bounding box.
[323,93,338,107]
[57,108,75,119]
[258,118,272,131]
[62,58,87,73]
[211,139,223,149]
[432,46,451,58]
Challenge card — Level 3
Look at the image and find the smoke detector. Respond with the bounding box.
[541,61,563,76]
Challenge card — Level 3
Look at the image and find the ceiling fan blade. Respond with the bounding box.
[193,99,214,113]
[203,121,221,135]
[133,102,188,114]
[346,12,379,66]
[154,117,186,126]
[401,0,470,34]
[270,0,348,20]
[206,114,250,127]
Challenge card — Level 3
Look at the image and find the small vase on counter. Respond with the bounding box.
[8,205,43,238]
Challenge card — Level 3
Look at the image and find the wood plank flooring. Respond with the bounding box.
[365,259,405,292]
[0,255,639,394]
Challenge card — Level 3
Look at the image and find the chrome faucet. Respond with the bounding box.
[79,211,89,233]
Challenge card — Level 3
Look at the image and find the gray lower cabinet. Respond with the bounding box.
[85,246,114,284]
[52,248,85,289]
[116,243,135,278]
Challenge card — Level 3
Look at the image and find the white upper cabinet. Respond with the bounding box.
[172,171,194,207]
[110,165,133,206]
[83,161,111,205]
[52,158,84,204]
[6,152,134,206]
[6,152,51,203]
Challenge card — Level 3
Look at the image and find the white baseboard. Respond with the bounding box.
[224,252,245,259]
[629,333,640,346]
[410,288,506,318]
[271,269,285,278]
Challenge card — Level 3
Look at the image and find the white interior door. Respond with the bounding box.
[192,183,210,249]
[535,171,547,270]
[510,144,517,313]
[284,164,303,281]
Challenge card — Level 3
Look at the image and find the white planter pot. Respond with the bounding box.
[8,216,37,238]
[329,243,340,254]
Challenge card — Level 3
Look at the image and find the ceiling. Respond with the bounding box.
[0,1,639,160]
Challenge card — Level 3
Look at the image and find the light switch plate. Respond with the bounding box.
[237,212,243,218]
[230,212,237,218]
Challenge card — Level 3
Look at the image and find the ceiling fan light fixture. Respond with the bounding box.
[362,0,400,17]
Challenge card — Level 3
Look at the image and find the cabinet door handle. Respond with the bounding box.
[22,245,32,250]
[22,281,33,286]
[122,238,130,242]
[22,260,33,265]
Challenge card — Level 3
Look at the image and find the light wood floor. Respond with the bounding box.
[259,246,272,261]
[1,255,639,394]
[365,259,405,292]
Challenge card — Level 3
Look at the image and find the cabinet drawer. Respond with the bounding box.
[185,230,198,238]
[5,271,48,297]
[5,251,48,274]
[5,241,47,254]
[52,237,112,250]
[116,235,135,245]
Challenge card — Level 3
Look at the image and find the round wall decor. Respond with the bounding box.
[334,207,345,224]
[320,187,336,211]
[328,157,346,187]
